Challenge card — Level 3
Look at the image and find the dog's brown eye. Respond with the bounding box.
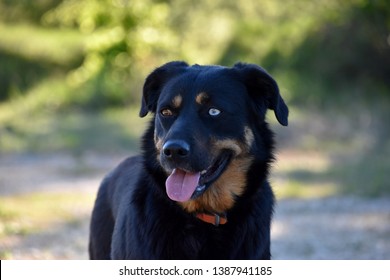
[208,108,221,116]
[161,108,174,117]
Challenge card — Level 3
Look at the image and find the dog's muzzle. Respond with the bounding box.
[162,140,233,202]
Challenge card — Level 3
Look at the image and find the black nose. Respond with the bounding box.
[163,140,190,159]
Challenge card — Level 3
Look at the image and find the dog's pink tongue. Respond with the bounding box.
[166,169,200,202]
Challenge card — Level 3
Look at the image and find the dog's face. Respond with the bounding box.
[140,62,288,213]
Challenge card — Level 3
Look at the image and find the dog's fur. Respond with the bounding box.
[89,61,288,259]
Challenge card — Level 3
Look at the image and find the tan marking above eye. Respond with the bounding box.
[172,95,182,108]
[195,92,210,105]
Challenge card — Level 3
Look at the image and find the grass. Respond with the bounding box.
[272,150,338,199]
[270,97,390,199]
[329,153,390,197]
[0,192,95,239]
[273,155,390,200]
[0,106,148,155]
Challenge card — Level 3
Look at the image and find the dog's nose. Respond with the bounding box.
[163,140,190,159]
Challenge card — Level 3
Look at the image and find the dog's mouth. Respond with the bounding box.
[165,151,232,202]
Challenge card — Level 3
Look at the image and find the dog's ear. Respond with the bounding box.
[233,63,289,126]
[139,61,189,117]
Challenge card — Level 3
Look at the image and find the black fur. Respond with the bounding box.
[89,61,288,259]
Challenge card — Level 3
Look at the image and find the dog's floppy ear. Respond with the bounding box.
[139,61,189,117]
[234,63,289,126]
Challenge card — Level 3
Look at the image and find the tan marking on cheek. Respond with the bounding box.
[195,92,209,105]
[179,156,253,213]
[154,129,163,154]
[213,139,243,156]
[172,95,183,108]
[154,131,172,175]
[155,137,163,153]
[244,126,255,148]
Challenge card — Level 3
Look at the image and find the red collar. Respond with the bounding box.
[195,212,227,226]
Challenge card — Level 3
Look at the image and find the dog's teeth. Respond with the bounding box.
[196,185,206,192]
[201,170,207,175]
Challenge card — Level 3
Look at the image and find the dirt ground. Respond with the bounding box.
[1,152,389,260]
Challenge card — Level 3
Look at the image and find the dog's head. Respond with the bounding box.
[140,61,288,213]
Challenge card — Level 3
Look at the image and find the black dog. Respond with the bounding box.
[89,61,288,259]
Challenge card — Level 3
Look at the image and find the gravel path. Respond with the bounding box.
[272,197,390,259]
[1,153,389,259]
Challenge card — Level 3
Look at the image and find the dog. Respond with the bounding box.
[88,61,288,259]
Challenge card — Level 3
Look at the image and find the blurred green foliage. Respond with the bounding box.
[284,0,390,103]
[0,0,389,111]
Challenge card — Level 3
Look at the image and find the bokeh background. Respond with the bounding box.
[0,0,389,259]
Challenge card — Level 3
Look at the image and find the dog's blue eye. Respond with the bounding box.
[208,108,221,116]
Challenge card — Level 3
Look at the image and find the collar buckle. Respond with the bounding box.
[195,212,227,226]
